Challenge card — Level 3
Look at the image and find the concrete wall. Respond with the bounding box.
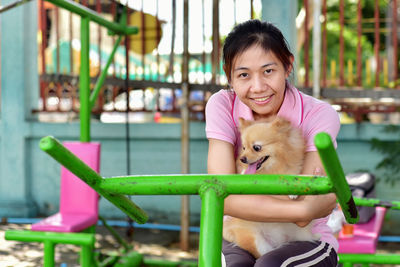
[1,120,400,235]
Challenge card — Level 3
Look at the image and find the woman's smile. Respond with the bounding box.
[251,95,273,105]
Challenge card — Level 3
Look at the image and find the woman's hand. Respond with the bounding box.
[305,166,337,219]
[303,193,337,218]
[295,161,338,226]
[294,193,336,227]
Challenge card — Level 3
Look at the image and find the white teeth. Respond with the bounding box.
[254,96,271,101]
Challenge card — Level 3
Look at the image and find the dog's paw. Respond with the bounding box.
[222,224,235,243]
[288,195,298,200]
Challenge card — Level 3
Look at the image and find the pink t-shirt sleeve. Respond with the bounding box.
[205,90,237,145]
[303,103,340,152]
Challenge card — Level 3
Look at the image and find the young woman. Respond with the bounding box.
[205,20,340,266]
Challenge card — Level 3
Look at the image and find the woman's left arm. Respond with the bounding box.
[302,151,325,175]
[295,151,337,226]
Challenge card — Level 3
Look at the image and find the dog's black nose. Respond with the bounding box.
[240,157,247,164]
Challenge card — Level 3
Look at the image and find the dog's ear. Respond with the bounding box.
[272,117,292,133]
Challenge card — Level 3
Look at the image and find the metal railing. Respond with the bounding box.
[34,0,258,122]
[2,0,400,122]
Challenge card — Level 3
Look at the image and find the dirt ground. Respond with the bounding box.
[1,222,400,266]
[0,223,199,267]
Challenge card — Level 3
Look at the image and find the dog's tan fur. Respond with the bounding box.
[223,117,320,258]
[236,117,305,175]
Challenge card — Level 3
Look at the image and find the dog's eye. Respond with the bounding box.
[253,145,262,152]
[242,146,245,150]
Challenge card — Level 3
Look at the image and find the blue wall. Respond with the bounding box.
[1,120,400,235]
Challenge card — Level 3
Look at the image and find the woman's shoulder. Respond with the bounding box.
[298,91,340,133]
[299,90,337,115]
[206,89,236,112]
[205,89,238,146]
[207,89,235,104]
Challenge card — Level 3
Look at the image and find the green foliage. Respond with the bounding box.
[324,0,388,51]
[370,125,400,185]
[296,0,392,86]
[324,22,374,63]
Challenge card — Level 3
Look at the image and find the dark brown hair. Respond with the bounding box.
[223,19,294,82]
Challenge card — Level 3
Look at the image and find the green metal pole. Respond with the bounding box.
[89,35,123,110]
[314,132,359,224]
[98,215,131,251]
[338,253,400,264]
[198,184,225,267]
[80,16,90,142]
[142,258,198,267]
[100,174,333,196]
[43,240,55,267]
[5,230,95,245]
[81,244,93,267]
[39,136,148,224]
[114,251,143,267]
[354,197,400,210]
[45,0,138,35]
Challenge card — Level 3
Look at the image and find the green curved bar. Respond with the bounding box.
[90,35,123,111]
[315,132,359,224]
[39,136,148,224]
[45,0,138,35]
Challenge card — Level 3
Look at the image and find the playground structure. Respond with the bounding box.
[2,0,400,266]
[337,197,400,266]
[7,132,358,267]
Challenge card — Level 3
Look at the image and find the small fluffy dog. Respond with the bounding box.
[223,117,320,258]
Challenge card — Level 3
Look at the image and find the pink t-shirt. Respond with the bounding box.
[205,84,340,251]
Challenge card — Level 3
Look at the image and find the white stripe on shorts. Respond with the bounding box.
[281,242,330,267]
[296,244,333,267]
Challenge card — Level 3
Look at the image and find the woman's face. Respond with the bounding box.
[229,45,292,120]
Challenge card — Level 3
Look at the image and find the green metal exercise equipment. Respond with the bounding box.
[35,132,358,267]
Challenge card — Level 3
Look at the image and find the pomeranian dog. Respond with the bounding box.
[223,116,320,258]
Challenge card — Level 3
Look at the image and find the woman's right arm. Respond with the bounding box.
[207,138,237,174]
[207,138,314,223]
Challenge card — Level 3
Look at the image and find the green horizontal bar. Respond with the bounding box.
[338,253,400,264]
[354,197,400,210]
[100,174,333,195]
[143,258,198,267]
[5,230,95,246]
[39,136,148,224]
[45,0,138,35]
[315,132,359,224]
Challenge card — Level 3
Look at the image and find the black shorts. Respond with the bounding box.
[222,239,337,267]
